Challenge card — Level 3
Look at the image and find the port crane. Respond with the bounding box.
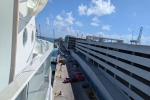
[130,27,143,45]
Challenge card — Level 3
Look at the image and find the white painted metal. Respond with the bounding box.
[27,0,48,16]
[0,0,48,93]
[16,0,48,78]
[0,0,18,91]
[0,40,53,99]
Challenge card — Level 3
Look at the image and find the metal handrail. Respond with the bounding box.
[0,40,53,100]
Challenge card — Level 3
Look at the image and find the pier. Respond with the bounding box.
[52,58,74,100]
[52,50,91,100]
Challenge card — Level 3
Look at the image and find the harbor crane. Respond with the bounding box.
[53,29,55,40]
[130,27,143,45]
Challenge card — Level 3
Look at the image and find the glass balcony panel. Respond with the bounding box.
[15,55,51,100]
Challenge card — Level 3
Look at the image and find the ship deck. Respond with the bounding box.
[71,51,127,100]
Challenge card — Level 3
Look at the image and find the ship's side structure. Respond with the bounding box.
[64,35,150,100]
[0,0,53,100]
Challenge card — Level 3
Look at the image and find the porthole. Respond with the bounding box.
[23,28,28,46]
[31,31,34,43]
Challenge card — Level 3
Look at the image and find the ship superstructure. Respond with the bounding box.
[65,35,150,100]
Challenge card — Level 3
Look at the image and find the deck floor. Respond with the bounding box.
[52,55,90,100]
[52,59,74,100]
[66,62,90,100]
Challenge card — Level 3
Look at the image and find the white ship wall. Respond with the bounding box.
[0,0,48,91]
[14,1,36,76]
[15,16,36,76]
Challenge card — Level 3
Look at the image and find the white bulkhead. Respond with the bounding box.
[0,0,48,91]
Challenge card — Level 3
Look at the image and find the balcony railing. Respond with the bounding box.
[0,39,53,100]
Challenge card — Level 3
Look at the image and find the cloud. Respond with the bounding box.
[127,27,132,32]
[80,32,91,37]
[91,23,99,26]
[56,15,63,20]
[65,26,76,34]
[102,25,111,30]
[96,32,105,36]
[91,17,100,26]
[78,0,115,16]
[95,32,132,43]
[76,30,79,33]
[53,11,76,34]
[78,4,87,15]
[75,21,83,26]
[46,17,50,25]
[54,11,74,27]
[65,12,74,25]
[94,32,150,45]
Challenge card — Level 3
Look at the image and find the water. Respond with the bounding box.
[40,37,55,43]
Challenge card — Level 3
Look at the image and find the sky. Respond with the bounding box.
[36,0,150,45]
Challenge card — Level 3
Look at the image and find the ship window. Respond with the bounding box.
[106,69,114,77]
[116,66,130,75]
[107,61,115,68]
[23,28,28,46]
[31,31,34,43]
[99,64,105,70]
[131,85,150,99]
[132,73,150,86]
[116,75,129,87]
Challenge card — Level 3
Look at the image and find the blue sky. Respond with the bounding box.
[36,0,150,44]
